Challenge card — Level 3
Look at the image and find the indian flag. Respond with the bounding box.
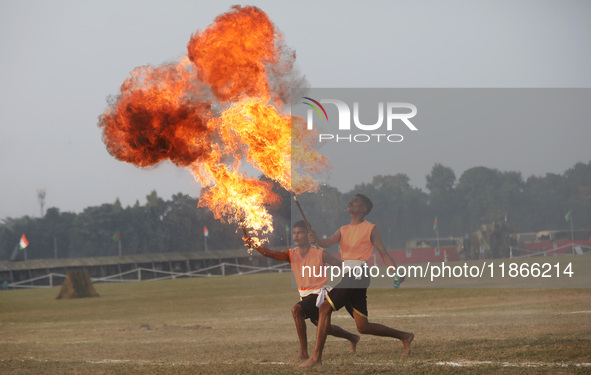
[19,234,29,250]
[203,225,209,237]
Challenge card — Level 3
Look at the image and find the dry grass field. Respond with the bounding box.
[1,256,590,374]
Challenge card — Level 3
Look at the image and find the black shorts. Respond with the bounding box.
[297,293,320,322]
[325,273,369,318]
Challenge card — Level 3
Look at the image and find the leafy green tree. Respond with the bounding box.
[522,173,570,231]
[564,161,591,229]
[298,185,345,247]
[457,167,524,230]
[353,174,429,248]
[69,202,125,257]
[36,208,76,259]
[426,164,463,236]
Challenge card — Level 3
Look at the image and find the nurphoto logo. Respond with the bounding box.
[302,97,418,143]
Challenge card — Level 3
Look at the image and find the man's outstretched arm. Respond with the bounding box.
[243,236,290,262]
[308,228,341,249]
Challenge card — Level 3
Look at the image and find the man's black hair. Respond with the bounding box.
[355,193,373,215]
[293,220,308,232]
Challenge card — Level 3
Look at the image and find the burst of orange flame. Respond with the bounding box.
[99,62,212,168]
[218,97,291,190]
[98,5,330,250]
[190,152,279,242]
[187,5,278,103]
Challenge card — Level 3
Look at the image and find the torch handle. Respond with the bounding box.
[292,194,312,232]
[291,193,319,246]
[239,217,253,251]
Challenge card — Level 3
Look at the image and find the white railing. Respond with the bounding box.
[9,273,67,288]
[510,243,591,259]
[6,262,290,289]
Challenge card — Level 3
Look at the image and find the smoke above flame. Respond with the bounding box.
[98,5,329,246]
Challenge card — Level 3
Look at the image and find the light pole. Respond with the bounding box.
[37,189,46,217]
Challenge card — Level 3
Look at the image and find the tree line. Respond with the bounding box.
[1,161,590,260]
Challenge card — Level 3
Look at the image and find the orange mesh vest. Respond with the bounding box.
[289,247,327,290]
[339,221,376,261]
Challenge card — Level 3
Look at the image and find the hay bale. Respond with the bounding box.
[56,271,99,299]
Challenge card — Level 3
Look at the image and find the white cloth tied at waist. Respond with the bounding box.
[343,259,367,280]
[299,286,333,307]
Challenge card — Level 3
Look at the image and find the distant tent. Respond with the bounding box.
[56,271,99,299]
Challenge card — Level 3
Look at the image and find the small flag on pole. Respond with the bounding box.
[433,217,438,231]
[19,234,29,250]
[112,232,120,242]
[203,225,209,237]
[565,210,572,222]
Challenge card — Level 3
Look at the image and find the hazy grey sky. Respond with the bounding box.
[1,0,590,220]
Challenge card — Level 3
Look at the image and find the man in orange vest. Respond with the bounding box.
[243,220,359,363]
[300,194,414,367]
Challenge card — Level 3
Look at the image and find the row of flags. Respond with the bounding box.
[13,211,575,252]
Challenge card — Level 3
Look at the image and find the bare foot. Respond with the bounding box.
[298,357,321,367]
[350,334,360,353]
[290,354,309,363]
[402,332,414,355]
